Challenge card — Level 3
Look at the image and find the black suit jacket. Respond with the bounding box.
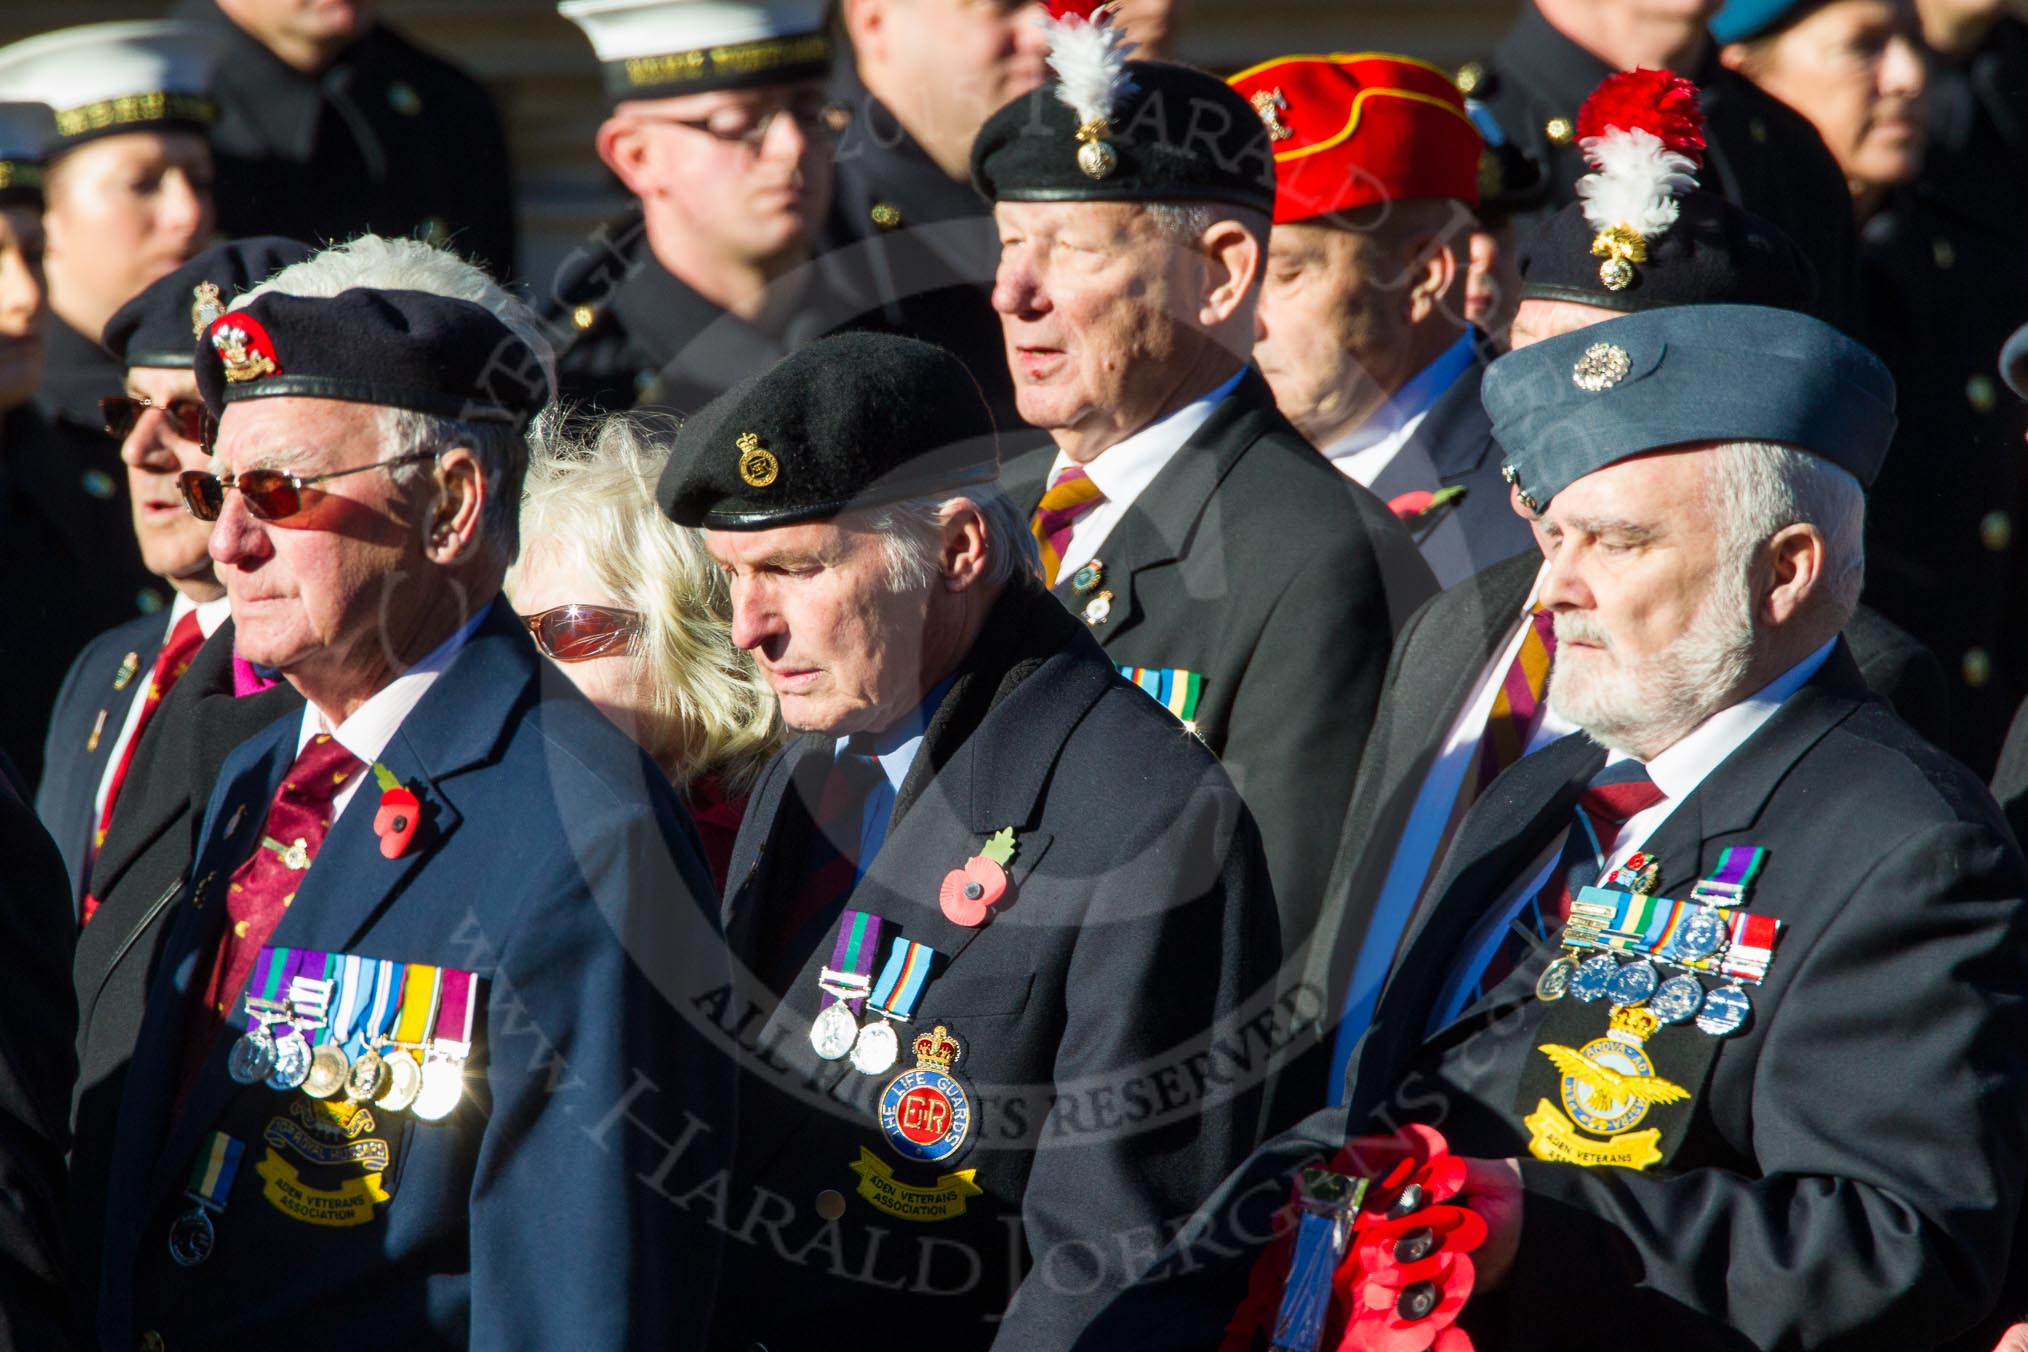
[1082,644,2028,1349]
[1361,346,1535,589]
[65,620,302,1342]
[35,612,171,907]
[1006,371,1437,956]
[0,775,79,1349]
[1278,552,1950,1114]
[709,583,1281,1350]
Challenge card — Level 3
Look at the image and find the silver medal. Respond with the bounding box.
[809,1002,859,1060]
[850,1019,900,1075]
[265,1030,312,1091]
[1606,959,1659,1007]
[1535,954,1579,1002]
[1650,974,1705,1024]
[1569,954,1618,1003]
[167,1207,216,1267]
[1669,907,1731,962]
[1695,983,1752,1036]
[227,1025,278,1085]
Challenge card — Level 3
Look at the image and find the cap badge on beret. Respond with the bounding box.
[736,431,780,489]
[208,314,280,384]
[189,280,223,338]
[1571,342,1632,393]
[1249,88,1293,142]
[1573,70,1706,292]
[1043,0,1137,180]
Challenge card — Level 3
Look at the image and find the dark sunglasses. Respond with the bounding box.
[522,604,644,662]
[101,395,213,444]
[177,450,438,523]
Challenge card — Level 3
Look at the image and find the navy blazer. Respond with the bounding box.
[36,611,172,910]
[95,599,734,1350]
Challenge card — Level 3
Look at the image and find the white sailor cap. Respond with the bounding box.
[559,0,831,102]
[0,21,218,152]
[0,102,54,206]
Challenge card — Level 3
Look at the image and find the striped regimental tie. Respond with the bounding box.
[1031,466,1105,588]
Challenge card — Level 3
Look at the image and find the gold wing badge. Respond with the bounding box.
[1538,1043,1689,1114]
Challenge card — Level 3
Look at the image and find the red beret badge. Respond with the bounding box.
[208,311,281,384]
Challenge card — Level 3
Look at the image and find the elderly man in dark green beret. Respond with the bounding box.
[661,328,1284,1349]
[969,9,1436,966]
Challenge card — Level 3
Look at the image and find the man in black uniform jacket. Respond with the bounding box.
[973,36,1436,957]
[176,0,518,278]
[546,0,880,415]
[1455,0,1858,329]
[663,331,1282,1349]
[1078,302,2028,1350]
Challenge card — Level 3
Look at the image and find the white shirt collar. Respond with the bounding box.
[1320,331,1478,462]
[1613,637,1838,801]
[1046,367,1245,505]
[294,608,491,769]
[194,593,231,639]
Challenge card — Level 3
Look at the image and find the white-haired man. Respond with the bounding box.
[661,330,1281,1347]
[972,34,1437,959]
[88,236,731,1349]
[1085,302,2028,1350]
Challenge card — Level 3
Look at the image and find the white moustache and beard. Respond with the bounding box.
[1547,559,1759,761]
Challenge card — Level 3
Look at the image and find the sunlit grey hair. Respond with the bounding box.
[1708,439,1866,627]
[236,235,560,569]
[866,487,1041,593]
[1145,200,1271,253]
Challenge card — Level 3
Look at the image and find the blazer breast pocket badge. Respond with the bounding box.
[228,947,486,1229]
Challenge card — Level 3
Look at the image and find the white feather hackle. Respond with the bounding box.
[1575,127,1700,239]
[1044,14,1137,128]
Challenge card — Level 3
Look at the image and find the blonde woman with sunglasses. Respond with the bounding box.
[508,411,780,888]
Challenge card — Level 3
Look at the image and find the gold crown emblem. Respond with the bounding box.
[1607,1005,1660,1042]
[912,1024,961,1072]
[190,280,223,337]
[735,431,779,489]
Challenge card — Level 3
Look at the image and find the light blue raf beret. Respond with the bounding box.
[1483,303,1896,513]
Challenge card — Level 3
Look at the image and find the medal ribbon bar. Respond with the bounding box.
[392,963,441,1048]
[819,910,884,1014]
[866,937,934,1022]
[184,1131,243,1212]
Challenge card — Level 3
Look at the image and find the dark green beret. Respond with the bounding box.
[658,332,1000,530]
[103,236,314,368]
[1519,191,1819,317]
[1484,303,1895,512]
[971,60,1276,216]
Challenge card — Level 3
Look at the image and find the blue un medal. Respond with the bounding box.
[878,1024,974,1165]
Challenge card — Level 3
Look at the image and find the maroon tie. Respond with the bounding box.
[193,733,364,1035]
[1476,763,1666,995]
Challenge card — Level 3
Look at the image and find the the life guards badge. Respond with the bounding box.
[1524,1004,1688,1171]
[878,1024,973,1165]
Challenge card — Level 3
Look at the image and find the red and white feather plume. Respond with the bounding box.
[1572,69,1707,286]
[1042,0,1137,134]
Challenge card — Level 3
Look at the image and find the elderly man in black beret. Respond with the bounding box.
[91,235,731,1350]
[662,329,1282,1348]
[1084,301,2028,1351]
[970,14,1436,963]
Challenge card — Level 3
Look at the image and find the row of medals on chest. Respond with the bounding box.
[1533,853,1761,1038]
[227,974,466,1121]
[809,968,908,1075]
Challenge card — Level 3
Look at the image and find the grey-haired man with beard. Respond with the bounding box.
[1082,302,2028,1349]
